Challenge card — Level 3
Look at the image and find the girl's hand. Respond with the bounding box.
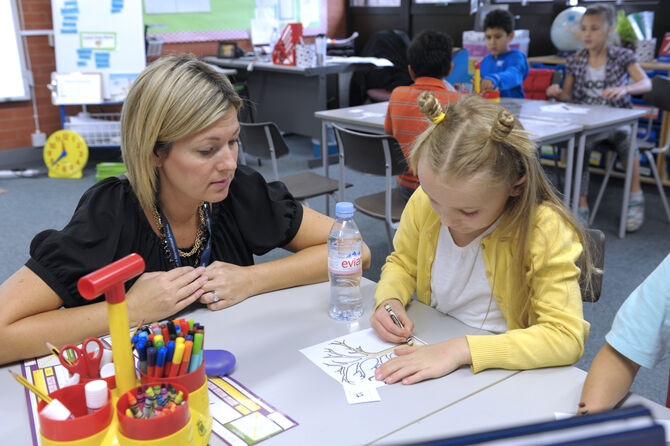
[370,299,414,344]
[126,267,207,323]
[480,78,495,91]
[546,83,562,98]
[602,86,628,100]
[374,337,472,385]
[200,261,254,310]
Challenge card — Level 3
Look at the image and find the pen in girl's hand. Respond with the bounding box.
[384,303,414,346]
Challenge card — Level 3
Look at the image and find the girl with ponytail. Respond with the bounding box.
[370,91,597,385]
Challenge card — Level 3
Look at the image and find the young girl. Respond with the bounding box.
[370,91,595,385]
[546,4,652,231]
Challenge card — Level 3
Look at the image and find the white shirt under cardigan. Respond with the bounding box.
[430,220,507,333]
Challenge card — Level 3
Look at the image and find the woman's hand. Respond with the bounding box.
[546,83,562,98]
[200,261,255,310]
[602,86,628,100]
[370,299,414,344]
[126,266,207,323]
[374,337,472,385]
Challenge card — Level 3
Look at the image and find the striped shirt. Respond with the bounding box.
[384,77,462,190]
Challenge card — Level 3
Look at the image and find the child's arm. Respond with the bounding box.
[546,73,574,102]
[578,343,640,414]
[602,62,652,100]
[481,52,528,92]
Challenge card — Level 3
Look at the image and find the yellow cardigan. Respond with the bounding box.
[374,187,590,373]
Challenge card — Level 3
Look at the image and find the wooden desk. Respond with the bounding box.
[203,56,365,140]
[314,101,583,207]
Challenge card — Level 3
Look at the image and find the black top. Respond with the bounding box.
[26,165,303,307]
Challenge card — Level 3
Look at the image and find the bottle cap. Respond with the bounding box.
[85,379,109,410]
[40,398,73,421]
[335,202,354,218]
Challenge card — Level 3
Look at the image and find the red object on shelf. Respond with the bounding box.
[272,23,303,66]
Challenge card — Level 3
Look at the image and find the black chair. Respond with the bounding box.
[590,75,670,226]
[580,228,605,303]
[332,124,407,248]
[238,122,341,202]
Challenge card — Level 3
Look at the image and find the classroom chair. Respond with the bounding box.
[522,68,555,100]
[589,75,670,227]
[237,122,341,202]
[331,124,407,248]
[579,228,605,303]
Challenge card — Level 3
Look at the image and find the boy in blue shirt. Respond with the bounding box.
[480,9,529,98]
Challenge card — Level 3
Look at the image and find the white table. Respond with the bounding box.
[314,101,583,207]
[3,279,668,445]
[501,99,647,238]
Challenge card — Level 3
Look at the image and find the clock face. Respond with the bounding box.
[43,130,89,178]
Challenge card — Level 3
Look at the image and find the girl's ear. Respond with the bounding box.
[510,175,526,197]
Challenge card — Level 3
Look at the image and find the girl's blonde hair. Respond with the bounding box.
[410,92,597,326]
[120,54,243,211]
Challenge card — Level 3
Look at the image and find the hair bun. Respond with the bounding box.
[490,109,515,142]
[417,91,444,123]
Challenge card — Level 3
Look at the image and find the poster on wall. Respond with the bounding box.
[51,0,145,102]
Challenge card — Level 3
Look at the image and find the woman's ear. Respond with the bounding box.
[510,175,526,197]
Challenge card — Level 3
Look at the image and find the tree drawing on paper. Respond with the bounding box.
[322,340,400,385]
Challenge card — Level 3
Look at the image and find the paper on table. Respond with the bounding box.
[540,104,589,115]
[300,328,424,388]
[343,382,381,404]
[326,56,393,67]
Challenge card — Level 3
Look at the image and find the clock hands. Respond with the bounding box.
[51,141,68,166]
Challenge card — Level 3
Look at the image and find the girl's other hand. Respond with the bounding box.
[546,83,562,98]
[370,299,414,344]
[126,266,207,323]
[374,337,472,385]
[602,86,627,100]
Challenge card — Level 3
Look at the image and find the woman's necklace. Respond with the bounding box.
[152,202,207,261]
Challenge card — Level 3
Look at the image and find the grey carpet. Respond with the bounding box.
[1,136,668,406]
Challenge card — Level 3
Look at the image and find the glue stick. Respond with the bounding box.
[85,379,108,414]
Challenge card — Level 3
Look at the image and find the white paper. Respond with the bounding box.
[343,382,381,404]
[326,56,394,67]
[300,328,423,388]
[539,104,589,115]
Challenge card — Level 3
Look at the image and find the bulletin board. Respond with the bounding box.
[51,0,145,102]
[143,0,327,43]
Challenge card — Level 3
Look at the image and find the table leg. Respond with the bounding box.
[619,120,638,238]
[563,137,574,207]
[571,133,587,213]
[322,120,330,216]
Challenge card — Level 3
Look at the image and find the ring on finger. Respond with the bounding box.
[212,291,220,303]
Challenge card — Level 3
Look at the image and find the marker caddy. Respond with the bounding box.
[33,254,212,446]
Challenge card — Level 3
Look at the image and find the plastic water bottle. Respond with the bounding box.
[328,202,363,320]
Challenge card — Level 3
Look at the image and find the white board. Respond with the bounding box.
[0,0,31,102]
[51,0,145,102]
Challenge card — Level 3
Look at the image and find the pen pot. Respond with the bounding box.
[38,383,113,445]
[140,361,211,445]
[116,383,192,445]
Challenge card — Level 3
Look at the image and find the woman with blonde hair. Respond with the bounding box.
[0,54,369,365]
[371,91,595,385]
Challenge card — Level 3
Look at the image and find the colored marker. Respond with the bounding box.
[188,332,204,373]
[155,346,167,378]
[178,340,193,376]
[146,346,157,377]
[169,342,185,377]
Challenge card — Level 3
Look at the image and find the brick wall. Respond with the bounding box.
[0,0,345,151]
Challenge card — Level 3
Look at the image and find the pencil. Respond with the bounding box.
[45,341,72,365]
[9,370,52,403]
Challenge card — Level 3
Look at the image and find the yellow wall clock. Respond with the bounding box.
[43,130,89,179]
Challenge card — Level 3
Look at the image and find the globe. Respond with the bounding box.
[550,6,586,52]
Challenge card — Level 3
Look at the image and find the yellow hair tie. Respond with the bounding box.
[431,112,445,125]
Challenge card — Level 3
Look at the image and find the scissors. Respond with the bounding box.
[59,337,104,379]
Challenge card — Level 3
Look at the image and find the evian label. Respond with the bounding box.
[328,249,362,274]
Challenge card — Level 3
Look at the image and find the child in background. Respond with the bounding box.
[578,254,670,414]
[385,30,461,201]
[371,92,595,385]
[480,9,529,98]
[546,4,651,231]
